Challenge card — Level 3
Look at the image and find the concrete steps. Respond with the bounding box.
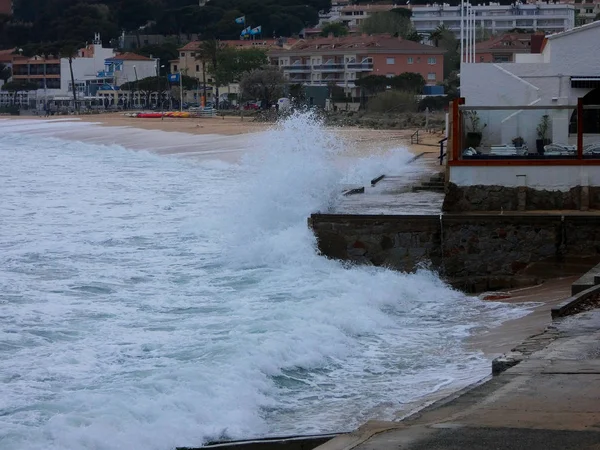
[412,173,446,193]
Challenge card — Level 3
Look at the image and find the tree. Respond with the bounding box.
[320,22,348,37]
[360,12,419,41]
[391,8,412,18]
[121,74,197,106]
[213,47,268,86]
[136,42,179,74]
[199,38,225,107]
[59,42,81,113]
[1,79,39,104]
[0,63,11,84]
[239,66,284,107]
[354,75,389,95]
[429,25,449,47]
[389,73,426,93]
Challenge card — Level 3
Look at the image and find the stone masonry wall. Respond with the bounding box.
[309,214,600,291]
[442,184,600,212]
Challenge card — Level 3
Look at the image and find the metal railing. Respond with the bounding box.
[411,130,420,145]
[438,137,448,165]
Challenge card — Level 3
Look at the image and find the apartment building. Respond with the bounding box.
[269,35,445,96]
[565,0,600,25]
[411,2,575,37]
[2,35,156,108]
[339,4,398,27]
[171,39,296,103]
[318,0,351,26]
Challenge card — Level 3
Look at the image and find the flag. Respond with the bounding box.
[240,26,251,36]
[168,73,180,83]
[235,16,245,24]
[250,25,262,35]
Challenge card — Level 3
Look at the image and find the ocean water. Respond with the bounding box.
[0,115,529,450]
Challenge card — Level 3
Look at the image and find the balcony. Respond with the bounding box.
[283,65,311,73]
[97,70,115,78]
[313,63,345,72]
[346,63,373,71]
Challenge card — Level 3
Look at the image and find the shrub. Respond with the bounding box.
[366,90,418,114]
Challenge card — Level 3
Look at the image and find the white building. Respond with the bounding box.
[339,4,397,28]
[461,20,600,148]
[411,2,575,37]
[444,20,600,208]
[318,0,350,26]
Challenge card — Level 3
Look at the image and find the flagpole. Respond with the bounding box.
[460,0,464,65]
[472,6,476,63]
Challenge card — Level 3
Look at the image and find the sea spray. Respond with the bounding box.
[0,116,533,450]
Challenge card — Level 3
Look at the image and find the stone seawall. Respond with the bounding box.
[443,183,600,212]
[308,214,600,292]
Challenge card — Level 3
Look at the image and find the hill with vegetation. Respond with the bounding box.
[0,0,332,49]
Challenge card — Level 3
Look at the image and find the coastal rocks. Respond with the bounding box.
[443,183,588,212]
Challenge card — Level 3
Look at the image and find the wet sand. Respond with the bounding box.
[469,276,578,356]
[7,114,443,162]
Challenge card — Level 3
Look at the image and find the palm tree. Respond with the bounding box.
[429,25,449,47]
[194,47,209,106]
[60,42,80,113]
[199,38,224,108]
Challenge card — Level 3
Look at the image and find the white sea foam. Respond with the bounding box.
[0,114,532,450]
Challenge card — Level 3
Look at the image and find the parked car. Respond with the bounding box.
[243,102,260,110]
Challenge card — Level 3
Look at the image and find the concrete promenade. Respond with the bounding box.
[316,308,600,450]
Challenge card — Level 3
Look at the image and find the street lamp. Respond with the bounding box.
[133,64,139,109]
[158,64,165,112]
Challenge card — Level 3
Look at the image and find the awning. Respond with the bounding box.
[571,76,600,89]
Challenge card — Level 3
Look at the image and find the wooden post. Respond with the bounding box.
[577,97,584,159]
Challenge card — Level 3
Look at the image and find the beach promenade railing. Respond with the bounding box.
[190,107,217,118]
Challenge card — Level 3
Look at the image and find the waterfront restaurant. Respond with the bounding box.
[443,20,600,212]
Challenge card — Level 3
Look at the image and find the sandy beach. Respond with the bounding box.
[5,113,445,162]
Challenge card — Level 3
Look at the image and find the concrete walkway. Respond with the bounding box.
[316,309,600,450]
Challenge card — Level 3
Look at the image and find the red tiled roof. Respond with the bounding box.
[0,48,15,63]
[271,34,443,54]
[179,39,291,52]
[341,4,398,13]
[107,52,153,61]
[475,33,535,52]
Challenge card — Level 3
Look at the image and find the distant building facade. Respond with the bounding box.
[269,35,445,96]
[475,32,540,63]
[1,35,156,109]
[411,2,575,37]
[171,39,296,103]
[340,4,397,28]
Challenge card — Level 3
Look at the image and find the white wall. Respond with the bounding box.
[116,60,157,86]
[450,166,600,190]
[60,44,115,93]
[460,24,600,147]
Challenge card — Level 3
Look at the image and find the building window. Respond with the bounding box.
[407,57,413,64]
[196,65,200,72]
[386,57,395,65]
[427,57,436,65]
[173,65,178,72]
[386,73,394,78]
[180,52,185,57]
[427,72,436,81]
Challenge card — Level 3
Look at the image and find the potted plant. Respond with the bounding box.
[535,114,551,155]
[464,111,487,148]
[512,136,525,148]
